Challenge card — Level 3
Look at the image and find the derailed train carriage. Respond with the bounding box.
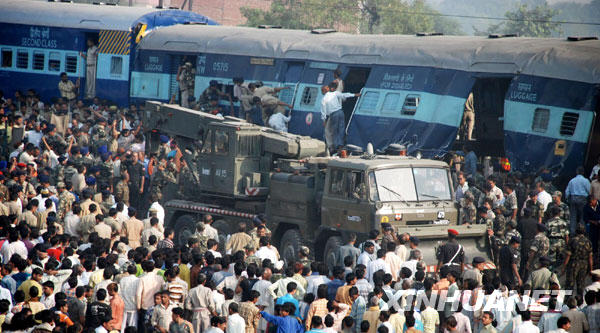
[0,0,217,106]
[131,25,600,180]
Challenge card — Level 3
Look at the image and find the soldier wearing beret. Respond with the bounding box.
[436,229,465,278]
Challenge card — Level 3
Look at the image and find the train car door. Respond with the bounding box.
[469,76,513,156]
[585,89,600,171]
[342,67,370,124]
[278,61,304,106]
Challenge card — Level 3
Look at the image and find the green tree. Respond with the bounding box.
[241,0,463,35]
[488,4,561,37]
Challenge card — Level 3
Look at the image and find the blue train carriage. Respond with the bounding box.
[0,0,216,107]
[133,25,600,177]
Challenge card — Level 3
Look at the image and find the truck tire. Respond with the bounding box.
[280,229,302,266]
[173,214,197,246]
[212,219,232,252]
[324,236,342,272]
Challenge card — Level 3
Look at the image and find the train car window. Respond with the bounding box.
[381,93,401,114]
[1,49,13,68]
[16,50,29,69]
[560,112,579,136]
[531,108,550,133]
[300,87,317,106]
[214,130,229,155]
[358,91,380,114]
[401,94,420,115]
[33,52,45,71]
[278,84,296,105]
[65,54,78,73]
[110,56,123,75]
[48,52,61,72]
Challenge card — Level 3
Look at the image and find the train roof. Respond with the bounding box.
[0,0,217,31]
[138,24,600,84]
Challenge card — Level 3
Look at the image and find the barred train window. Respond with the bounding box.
[401,94,420,115]
[559,112,579,136]
[65,54,78,73]
[358,91,380,113]
[1,49,12,68]
[16,50,28,69]
[300,87,317,106]
[531,108,549,133]
[33,52,45,70]
[110,56,123,75]
[48,52,61,72]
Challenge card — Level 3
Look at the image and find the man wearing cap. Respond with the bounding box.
[523,191,544,223]
[544,191,570,223]
[546,206,569,267]
[563,224,593,296]
[199,80,230,110]
[156,135,171,161]
[177,62,196,108]
[526,256,559,290]
[527,223,550,272]
[462,257,485,286]
[585,270,600,297]
[436,229,465,278]
[499,236,522,287]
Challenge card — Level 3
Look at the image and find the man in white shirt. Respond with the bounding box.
[367,249,391,283]
[64,206,82,237]
[536,182,552,211]
[357,242,375,267]
[1,231,28,264]
[267,108,292,133]
[226,303,245,333]
[255,237,278,263]
[515,311,540,333]
[320,82,360,153]
[454,172,469,203]
[202,215,219,241]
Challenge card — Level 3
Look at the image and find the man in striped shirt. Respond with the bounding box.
[163,267,188,308]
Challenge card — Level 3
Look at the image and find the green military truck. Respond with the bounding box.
[143,102,488,267]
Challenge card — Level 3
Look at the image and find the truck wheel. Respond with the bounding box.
[280,229,302,266]
[174,214,196,246]
[212,219,232,253]
[324,236,342,272]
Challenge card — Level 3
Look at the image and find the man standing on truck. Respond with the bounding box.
[436,229,465,278]
[320,81,361,154]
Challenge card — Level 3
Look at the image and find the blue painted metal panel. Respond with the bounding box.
[97,54,129,81]
[504,130,587,176]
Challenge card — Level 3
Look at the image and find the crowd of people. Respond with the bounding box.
[0,77,598,333]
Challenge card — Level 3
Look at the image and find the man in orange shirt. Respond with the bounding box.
[55,299,74,327]
[108,282,124,331]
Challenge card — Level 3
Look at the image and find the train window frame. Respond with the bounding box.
[48,52,61,72]
[300,86,318,107]
[33,51,45,71]
[531,108,550,133]
[16,49,29,69]
[401,94,420,115]
[559,112,579,136]
[358,91,380,114]
[110,56,123,76]
[381,92,401,115]
[65,54,78,73]
[1,49,13,68]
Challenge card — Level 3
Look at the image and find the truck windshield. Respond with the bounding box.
[372,167,451,202]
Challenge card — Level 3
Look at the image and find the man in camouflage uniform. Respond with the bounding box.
[97,154,114,191]
[527,223,550,271]
[503,183,519,222]
[90,120,110,153]
[298,246,312,268]
[53,156,67,184]
[156,135,171,160]
[244,244,262,266]
[42,124,67,154]
[546,206,569,268]
[115,172,130,205]
[63,161,78,187]
[563,224,593,296]
[0,175,8,201]
[459,191,477,225]
[504,220,521,250]
[479,207,501,265]
[544,191,570,223]
[523,191,544,223]
[194,223,209,254]
[57,182,75,220]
